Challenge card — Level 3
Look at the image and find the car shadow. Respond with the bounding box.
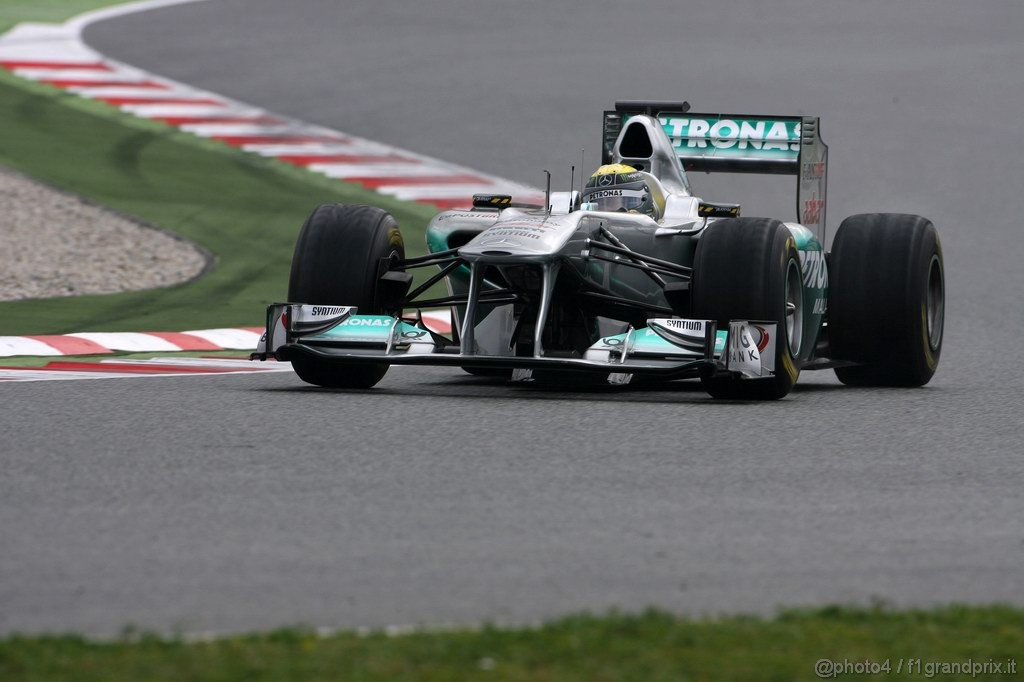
[253,372,821,406]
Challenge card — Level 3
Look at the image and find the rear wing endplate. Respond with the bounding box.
[603,101,828,236]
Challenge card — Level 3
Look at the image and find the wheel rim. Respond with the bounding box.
[926,253,944,350]
[785,257,803,356]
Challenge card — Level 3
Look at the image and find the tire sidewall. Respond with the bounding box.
[691,218,801,399]
[829,213,943,386]
[286,204,404,388]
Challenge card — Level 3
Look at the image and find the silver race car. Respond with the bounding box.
[254,101,944,399]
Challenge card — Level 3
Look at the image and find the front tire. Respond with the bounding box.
[828,213,943,386]
[287,204,404,389]
[691,218,802,400]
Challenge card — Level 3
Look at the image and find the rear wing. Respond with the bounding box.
[603,101,828,237]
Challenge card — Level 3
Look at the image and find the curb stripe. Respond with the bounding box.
[180,328,262,348]
[67,332,182,352]
[94,95,225,105]
[355,174,492,188]
[0,337,64,357]
[308,163,449,179]
[242,143,358,155]
[38,78,167,88]
[145,331,223,351]
[25,335,111,355]
[214,135,347,146]
[43,361,258,373]
[275,153,413,166]
[71,85,213,98]
[0,314,452,357]
[0,60,110,70]
[149,114,283,126]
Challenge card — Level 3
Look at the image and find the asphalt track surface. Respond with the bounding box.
[1,0,1022,636]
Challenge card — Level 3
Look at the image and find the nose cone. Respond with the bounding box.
[459,212,581,263]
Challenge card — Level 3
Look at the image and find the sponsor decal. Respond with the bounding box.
[290,305,351,334]
[751,324,771,353]
[310,306,348,317]
[799,249,828,289]
[436,212,497,222]
[657,117,801,153]
[663,319,704,332]
[587,189,623,199]
[342,317,392,327]
[801,160,826,181]
[802,192,825,225]
[481,229,540,241]
[728,325,760,365]
[598,174,615,186]
[812,297,827,315]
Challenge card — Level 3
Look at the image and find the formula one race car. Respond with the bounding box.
[254,101,944,400]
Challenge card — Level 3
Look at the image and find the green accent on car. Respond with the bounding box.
[786,223,817,250]
[599,327,727,358]
[714,330,727,356]
[426,222,452,255]
[305,315,398,344]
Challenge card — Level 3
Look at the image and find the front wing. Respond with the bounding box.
[252,304,780,385]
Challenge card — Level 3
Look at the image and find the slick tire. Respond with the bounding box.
[691,218,802,400]
[288,204,404,389]
[828,213,943,387]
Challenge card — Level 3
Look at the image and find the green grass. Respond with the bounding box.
[0,0,134,33]
[0,71,438,335]
[1,607,1022,681]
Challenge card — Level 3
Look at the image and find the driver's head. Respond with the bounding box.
[581,164,658,217]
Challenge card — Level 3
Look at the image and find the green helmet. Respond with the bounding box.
[581,164,660,218]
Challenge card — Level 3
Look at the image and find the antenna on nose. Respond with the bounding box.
[568,164,575,213]
[544,169,552,215]
[579,149,585,201]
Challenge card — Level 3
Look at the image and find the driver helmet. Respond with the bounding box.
[581,164,661,218]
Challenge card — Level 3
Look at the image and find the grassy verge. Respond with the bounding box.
[2,607,1022,681]
[0,70,438,336]
[0,0,135,33]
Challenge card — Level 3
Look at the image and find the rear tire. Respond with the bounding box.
[287,204,404,389]
[828,213,943,386]
[691,218,802,400]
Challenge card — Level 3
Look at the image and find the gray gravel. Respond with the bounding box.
[0,166,208,301]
